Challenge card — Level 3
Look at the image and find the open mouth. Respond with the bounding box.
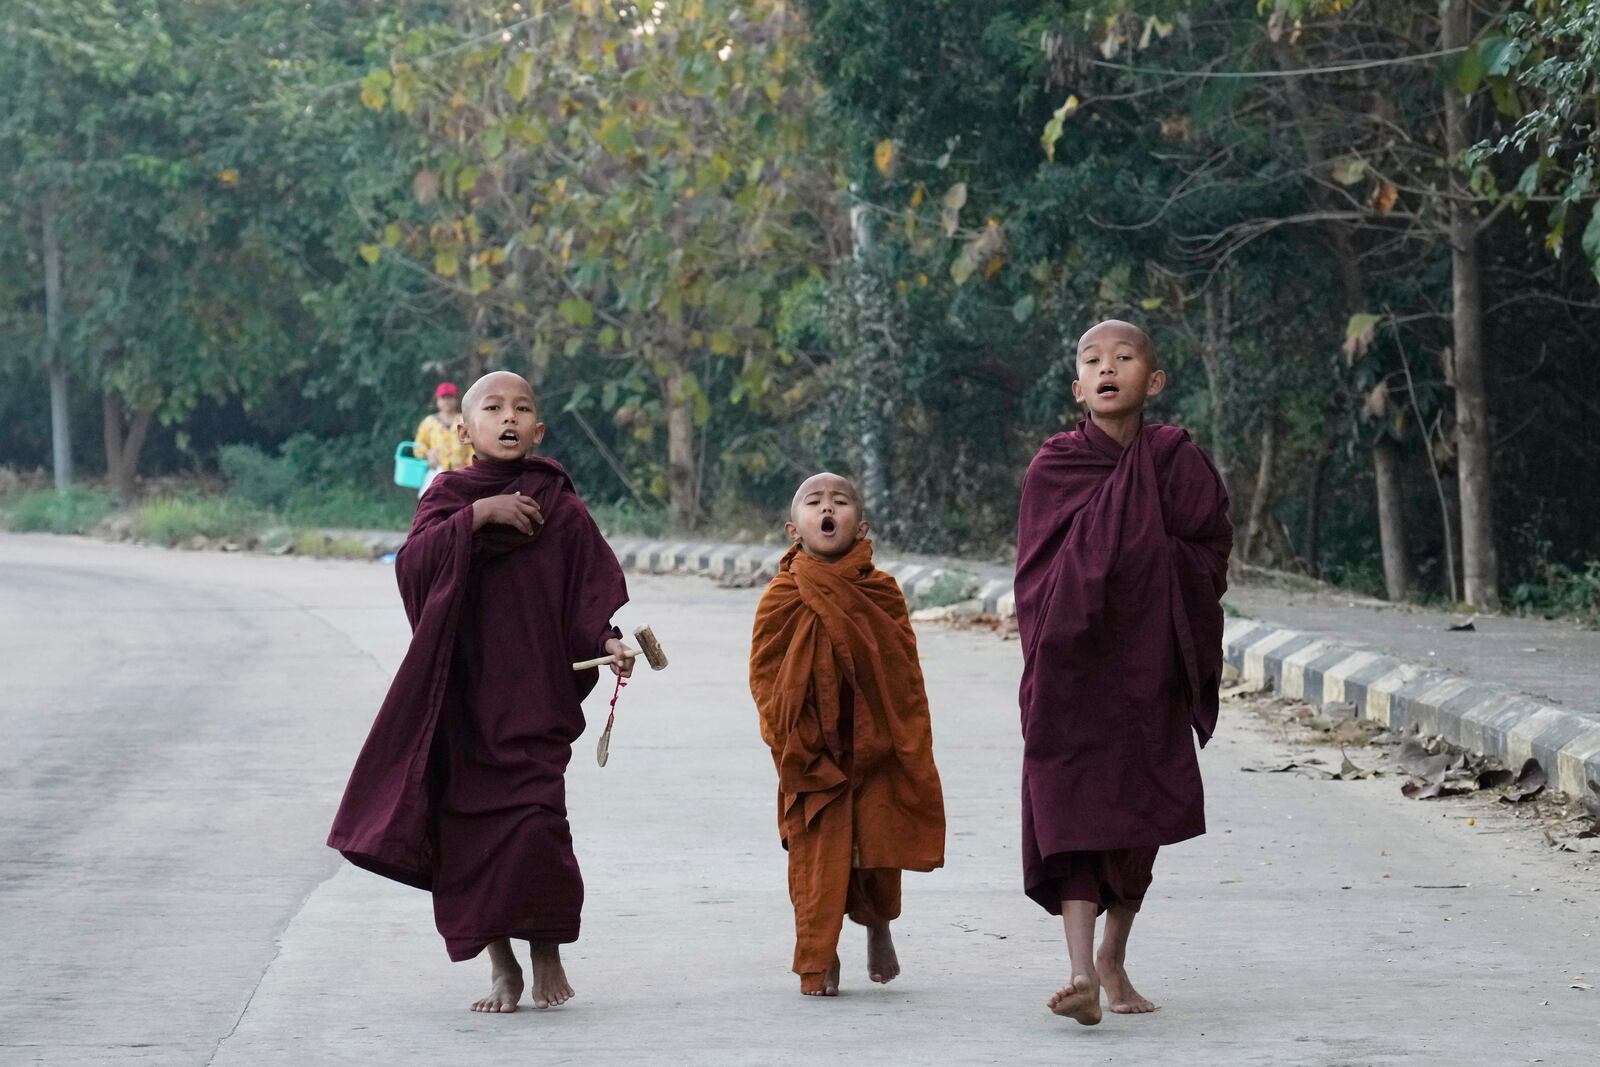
[498,429,520,446]
[820,516,837,536]
[1096,383,1120,396]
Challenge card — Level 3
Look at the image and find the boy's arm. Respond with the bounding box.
[1160,436,1233,746]
[557,495,628,666]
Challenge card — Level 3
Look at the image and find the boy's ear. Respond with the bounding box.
[530,421,547,446]
[1146,368,1167,397]
[1069,378,1085,406]
[784,520,800,543]
[856,519,871,541]
[455,420,471,444]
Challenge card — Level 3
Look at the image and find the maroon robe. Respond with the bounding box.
[1014,419,1231,913]
[327,455,627,960]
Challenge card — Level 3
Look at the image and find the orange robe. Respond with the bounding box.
[750,540,945,988]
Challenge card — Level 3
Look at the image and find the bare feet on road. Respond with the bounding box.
[867,923,900,984]
[1048,974,1102,1025]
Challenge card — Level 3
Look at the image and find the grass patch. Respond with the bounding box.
[2,487,119,534]
[291,531,375,559]
[135,495,267,546]
[280,486,415,531]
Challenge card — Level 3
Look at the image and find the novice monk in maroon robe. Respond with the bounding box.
[1014,320,1232,1025]
[328,371,632,1014]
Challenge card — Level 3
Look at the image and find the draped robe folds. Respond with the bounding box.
[1014,420,1232,914]
[750,540,945,975]
[327,455,627,960]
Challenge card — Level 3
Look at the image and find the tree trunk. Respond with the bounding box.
[1301,419,1339,578]
[102,393,153,502]
[1274,35,1412,588]
[1243,412,1279,564]
[1372,435,1411,600]
[43,201,72,489]
[1198,285,1236,512]
[662,354,698,530]
[1441,0,1499,609]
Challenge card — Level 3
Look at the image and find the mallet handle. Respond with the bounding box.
[572,646,639,671]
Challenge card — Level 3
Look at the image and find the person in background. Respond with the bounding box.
[415,382,473,495]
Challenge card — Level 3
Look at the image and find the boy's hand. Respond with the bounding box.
[471,492,544,534]
[604,637,635,678]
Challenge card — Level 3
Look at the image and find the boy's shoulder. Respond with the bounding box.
[1144,422,1221,478]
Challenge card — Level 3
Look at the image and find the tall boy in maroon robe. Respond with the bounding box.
[328,371,632,1014]
[1014,320,1232,1025]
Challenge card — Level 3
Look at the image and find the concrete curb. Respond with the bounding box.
[604,536,1016,615]
[375,525,1598,797]
[1223,618,1600,800]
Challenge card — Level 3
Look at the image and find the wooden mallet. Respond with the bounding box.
[572,625,668,766]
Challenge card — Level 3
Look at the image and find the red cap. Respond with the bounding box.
[434,382,459,398]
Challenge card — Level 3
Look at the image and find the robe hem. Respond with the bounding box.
[445,927,581,962]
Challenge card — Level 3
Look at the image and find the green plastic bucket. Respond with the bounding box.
[393,441,429,489]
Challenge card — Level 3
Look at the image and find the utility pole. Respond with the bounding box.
[849,190,890,534]
[43,199,72,489]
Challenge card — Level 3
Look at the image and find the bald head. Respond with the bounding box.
[790,471,862,522]
[462,370,538,417]
[786,471,868,561]
[1077,319,1157,369]
[459,370,546,460]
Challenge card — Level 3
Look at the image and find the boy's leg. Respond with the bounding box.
[1095,847,1160,1014]
[1047,854,1104,1025]
[469,938,524,1013]
[787,797,853,996]
[846,869,902,984]
[528,941,575,1009]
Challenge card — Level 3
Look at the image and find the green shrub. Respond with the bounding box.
[219,434,414,531]
[135,495,266,545]
[590,500,669,539]
[282,484,415,530]
[914,569,980,609]
[218,443,299,511]
[1512,560,1600,626]
[2,487,119,534]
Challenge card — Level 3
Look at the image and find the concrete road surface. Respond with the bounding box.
[2,532,1596,1066]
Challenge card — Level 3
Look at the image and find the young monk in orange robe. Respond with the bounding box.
[749,473,946,996]
[1015,321,1232,1025]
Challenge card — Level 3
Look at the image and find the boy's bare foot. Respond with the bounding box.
[1047,974,1102,1025]
[867,923,900,984]
[801,956,842,997]
[1096,952,1157,1014]
[471,939,524,1013]
[528,942,574,1009]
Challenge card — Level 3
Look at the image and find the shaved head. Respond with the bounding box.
[790,471,862,522]
[1077,319,1157,369]
[786,471,869,561]
[462,370,538,416]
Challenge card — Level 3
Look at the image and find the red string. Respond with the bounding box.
[603,673,628,732]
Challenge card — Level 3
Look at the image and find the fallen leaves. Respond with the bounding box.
[1398,738,1546,804]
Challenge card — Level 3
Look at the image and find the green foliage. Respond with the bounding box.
[589,500,671,540]
[134,495,267,545]
[1512,560,1600,627]
[220,436,415,530]
[1,487,118,534]
[1472,0,1600,278]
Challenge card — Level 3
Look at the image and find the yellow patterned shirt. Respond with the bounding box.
[414,413,473,471]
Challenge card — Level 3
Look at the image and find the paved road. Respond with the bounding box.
[3,532,1597,1066]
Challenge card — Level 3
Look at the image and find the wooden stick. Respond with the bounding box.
[572,646,639,671]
